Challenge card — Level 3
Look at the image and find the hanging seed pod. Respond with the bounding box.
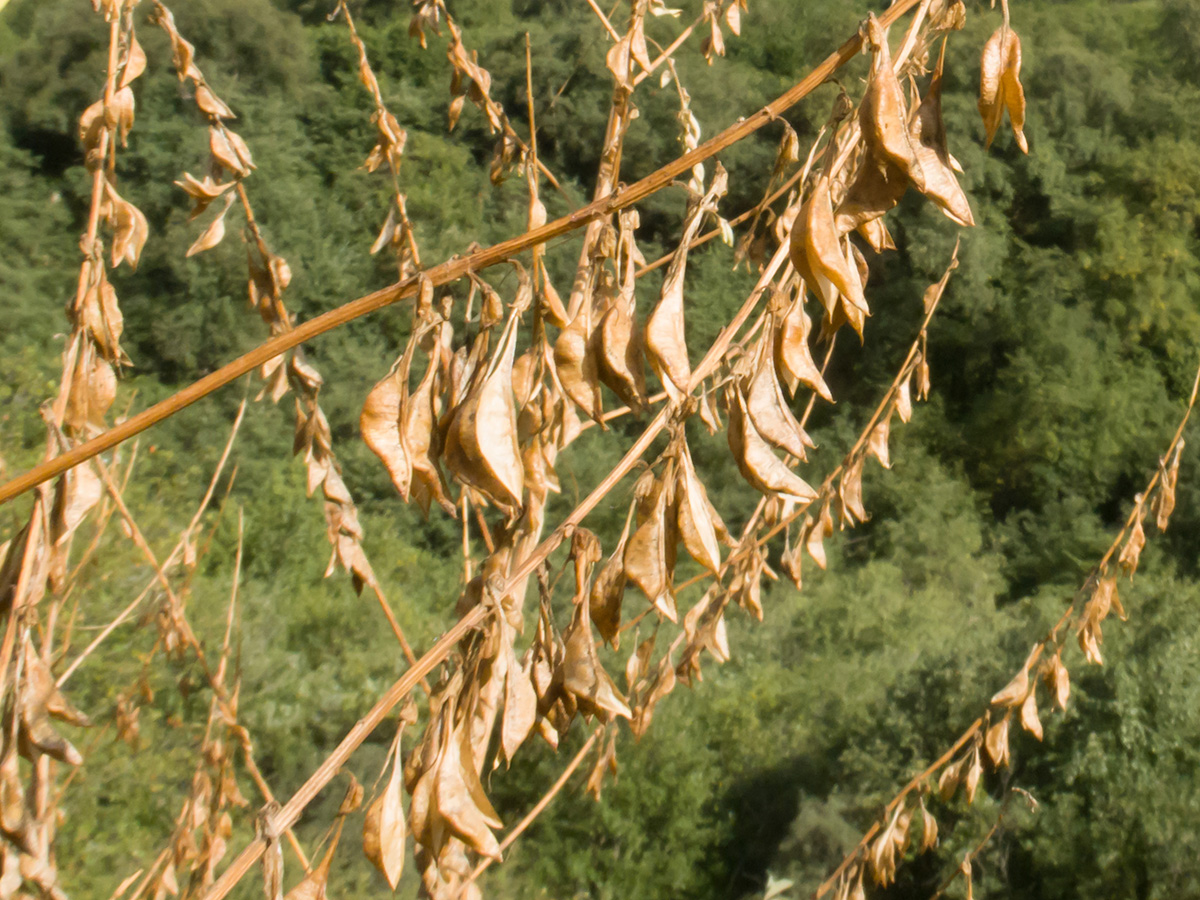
[727,389,818,504]
[675,440,724,574]
[624,471,679,621]
[555,299,604,421]
[595,289,649,413]
[979,26,1029,152]
[861,13,925,188]
[911,39,975,226]
[443,312,525,513]
[744,339,814,460]
[775,297,833,402]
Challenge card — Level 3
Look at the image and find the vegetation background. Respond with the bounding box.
[1,0,1199,897]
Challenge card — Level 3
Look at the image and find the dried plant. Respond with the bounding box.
[0,1,1192,900]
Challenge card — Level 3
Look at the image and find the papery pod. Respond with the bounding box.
[963,746,983,803]
[361,350,415,498]
[625,632,657,691]
[105,182,149,269]
[80,266,124,362]
[790,174,868,320]
[895,377,913,424]
[1043,652,1070,710]
[624,475,678,621]
[869,802,911,886]
[406,351,455,516]
[675,440,723,574]
[774,297,833,402]
[861,14,924,188]
[839,456,867,525]
[645,166,728,395]
[699,385,723,433]
[1153,441,1183,531]
[18,651,85,766]
[209,126,252,178]
[1020,686,1043,740]
[979,26,1028,152]
[586,730,620,802]
[363,736,406,888]
[66,350,117,435]
[1078,613,1104,666]
[985,713,1010,768]
[0,747,29,852]
[444,312,525,513]
[780,529,803,590]
[1118,510,1146,575]
[804,498,834,569]
[24,644,88,729]
[937,757,966,803]
[835,155,909,236]
[52,459,102,548]
[433,717,502,860]
[286,822,339,900]
[857,216,897,254]
[562,606,632,722]
[745,339,814,461]
[919,798,938,852]
[681,586,732,675]
[911,40,975,227]
[729,550,765,621]
[595,288,649,413]
[591,513,632,647]
[867,414,892,469]
[990,656,1031,707]
[555,298,603,421]
[727,389,818,504]
[501,644,538,765]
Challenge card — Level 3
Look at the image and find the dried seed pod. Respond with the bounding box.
[745,340,814,461]
[595,291,648,413]
[979,26,1028,152]
[861,15,924,187]
[775,298,833,402]
[554,299,603,421]
[631,653,676,737]
[985,713,1011,767]
[1020,686,1043,740]
[912,40,975,226]
[501,644,538,764]
[727,389,818,504]
[646,167,728,394]
[361,351,414,498]
[856,216,897,253]
[433,720,503,860]
[405,351,455,517]
[624,477,678,621]
[675,440,724,574]
[590,515,630,648]
[443,313,525,513]
[363,738,406,889]
[790,174,868,321]
[835,155,909,236]
[562,607,632,722]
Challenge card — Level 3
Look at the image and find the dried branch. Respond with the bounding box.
[812,357,1200,898]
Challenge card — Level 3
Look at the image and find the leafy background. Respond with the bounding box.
[1,0,1199,898]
